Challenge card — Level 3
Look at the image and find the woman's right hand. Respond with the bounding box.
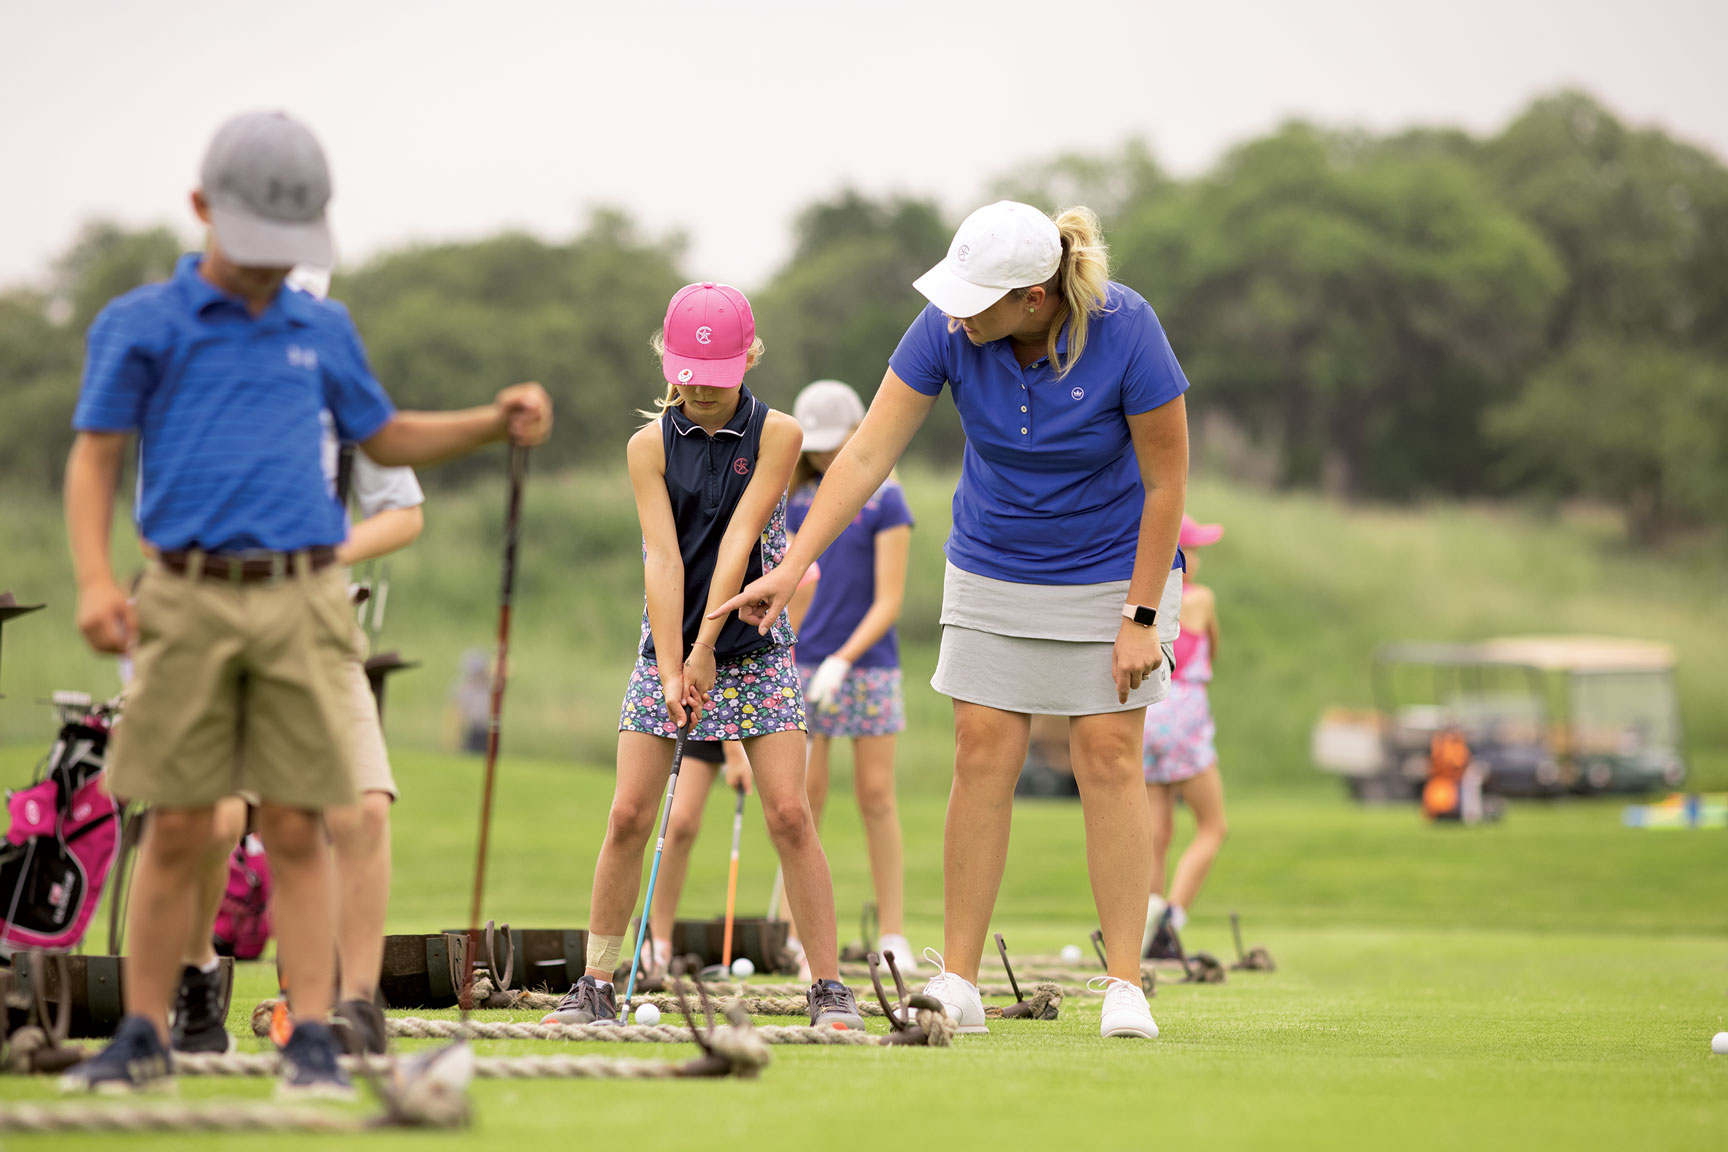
[710,562,805,634]
[660,666,704,729]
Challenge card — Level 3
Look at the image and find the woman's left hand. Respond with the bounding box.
[1112,620,1164,704]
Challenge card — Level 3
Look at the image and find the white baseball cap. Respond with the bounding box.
[912,201,1061,319]
[793,380,866,452]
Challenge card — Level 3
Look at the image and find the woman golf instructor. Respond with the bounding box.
[716,201,1188,1040]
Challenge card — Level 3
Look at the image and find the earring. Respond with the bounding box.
[1027,305,1036,314]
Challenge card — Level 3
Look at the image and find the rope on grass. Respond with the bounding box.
[0,1104,367,1134]
[174,1048,771,1082]
[383,1017,883,1046]
[496,988,888,1018]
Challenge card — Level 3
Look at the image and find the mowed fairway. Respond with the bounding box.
[0,746,1723,1150]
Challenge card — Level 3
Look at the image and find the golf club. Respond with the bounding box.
[463,442,529,1017]
[721,781,746,970]
[621,720,692,1019]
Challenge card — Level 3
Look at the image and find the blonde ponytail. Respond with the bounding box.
[1017,206,1111,378]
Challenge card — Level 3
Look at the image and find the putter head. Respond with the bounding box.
[1184,951,1228,984]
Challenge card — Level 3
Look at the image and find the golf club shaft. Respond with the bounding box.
[767,865,784,922]
[621,722,689,1017]
[721,783,744,967]
[465,444,528,1010]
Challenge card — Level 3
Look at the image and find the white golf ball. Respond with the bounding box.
[634,1003,661,1026]
[1713,1031,1728,1054]
[1060,944,1083,963]
[731,957,755,978]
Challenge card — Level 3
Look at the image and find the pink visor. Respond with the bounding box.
[1179,514,1223,548]
[661,281,755,389]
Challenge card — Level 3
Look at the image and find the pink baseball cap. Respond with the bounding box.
[1179,514,1223,548]
[661,282,755,389]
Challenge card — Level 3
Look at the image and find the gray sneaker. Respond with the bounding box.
[171,963,234,1055]
[540,975,618,1025]
[808,980,864,1030]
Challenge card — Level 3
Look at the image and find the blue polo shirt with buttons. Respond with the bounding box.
[889,281,1188,585]
[73,253,397,553]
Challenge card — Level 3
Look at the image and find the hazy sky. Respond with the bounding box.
[3,0,1724,292]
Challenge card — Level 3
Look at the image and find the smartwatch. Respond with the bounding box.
[1122,603,1157,627]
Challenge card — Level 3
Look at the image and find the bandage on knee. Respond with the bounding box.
[587,933,623,973]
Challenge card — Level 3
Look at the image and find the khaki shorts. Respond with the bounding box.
[110,559,362,810]
[233,656,398,805]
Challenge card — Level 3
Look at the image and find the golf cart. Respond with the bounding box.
[1312,636,1685,802]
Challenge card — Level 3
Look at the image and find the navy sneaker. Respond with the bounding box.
[171,963,235,1054]
[540,975,619,1025]
[60,1014,172,1094]
[278,1020,354,1100]
[808,980,865,1030]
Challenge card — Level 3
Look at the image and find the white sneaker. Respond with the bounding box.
[877,934,919,974]
[920,949,987,1034]
[1092,976,1159,1039]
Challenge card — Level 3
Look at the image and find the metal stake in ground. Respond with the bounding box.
[464,443,529,1014]
[621,721,692,1020]
[721,783,746,970]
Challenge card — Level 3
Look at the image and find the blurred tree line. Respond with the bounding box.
[4,89,1726,541]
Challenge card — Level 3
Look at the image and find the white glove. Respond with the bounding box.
[805,656,852,710]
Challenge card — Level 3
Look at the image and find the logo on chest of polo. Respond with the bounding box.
[287,344,319,371]
[733,457,751,476]
[1070,386,1085,401]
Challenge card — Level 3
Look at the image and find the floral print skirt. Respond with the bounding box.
[619,644,806,742]
[796,664,906,739]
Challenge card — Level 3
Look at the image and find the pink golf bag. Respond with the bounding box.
[0,708,121,954]
[212,834,272,960]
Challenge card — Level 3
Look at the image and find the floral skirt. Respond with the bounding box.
[797,664,906,739]
[1143,681,1216,784]
[619,644,806,742]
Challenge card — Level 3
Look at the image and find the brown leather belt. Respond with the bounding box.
[156,546,338,584]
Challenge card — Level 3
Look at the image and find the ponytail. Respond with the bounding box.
[1017,206,1111,378]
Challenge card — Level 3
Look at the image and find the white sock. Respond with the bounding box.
[1170,905,1188,931]
[198,957,220,975]
[651,938,672,968]
[1141,895,1168,954]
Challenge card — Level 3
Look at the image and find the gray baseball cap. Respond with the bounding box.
[200,111,334,268]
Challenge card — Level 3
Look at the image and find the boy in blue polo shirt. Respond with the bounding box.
[61,110,552,1096]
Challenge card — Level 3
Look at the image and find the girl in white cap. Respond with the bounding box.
[1141,514,1227,959]
[783,379,918,974]
[717,202,1188,1040]
[547,283,863,1030]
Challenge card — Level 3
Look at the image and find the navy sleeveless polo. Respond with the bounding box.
[642,386,774,664]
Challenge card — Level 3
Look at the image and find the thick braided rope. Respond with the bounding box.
[0,1104,364,1133]
[384,1017,882,1046]
[172,1052,740,1080]
[501,990,888,1018]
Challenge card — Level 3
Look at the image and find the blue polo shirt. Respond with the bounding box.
[889,282,1188,585]
[73,254,396,552]
[787,477,914,669]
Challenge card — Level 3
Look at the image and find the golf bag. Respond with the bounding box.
[212,833,272,960]
[0,709,121,954]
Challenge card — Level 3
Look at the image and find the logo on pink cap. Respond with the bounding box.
[662,282,755,390]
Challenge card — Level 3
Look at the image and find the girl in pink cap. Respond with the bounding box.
[546,283,863,1030]
[1141,514,1226,957]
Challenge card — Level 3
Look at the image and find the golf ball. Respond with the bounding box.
[1060,944,1083,963]
[731,957,755,977]
[635,1003,661,1026]
[1713,1031,1728,1054]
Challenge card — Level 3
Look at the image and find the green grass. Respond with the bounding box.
[0,746,1724,1149]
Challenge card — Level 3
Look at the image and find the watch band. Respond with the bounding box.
[1122,603,1157,627]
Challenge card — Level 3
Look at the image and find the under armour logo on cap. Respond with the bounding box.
[957,244,971,263]
[695,326,713,345]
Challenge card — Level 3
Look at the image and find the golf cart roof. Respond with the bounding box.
[1377,636,1675,673]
